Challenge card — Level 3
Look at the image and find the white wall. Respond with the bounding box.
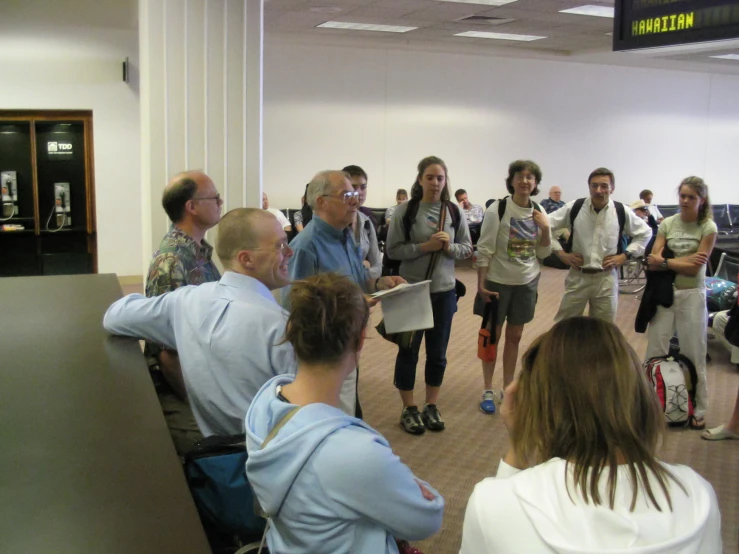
[0,29,141,277]
[263,42,739,210]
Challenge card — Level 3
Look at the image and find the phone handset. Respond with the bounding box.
[45,183,71,232]
[0,171,18,221]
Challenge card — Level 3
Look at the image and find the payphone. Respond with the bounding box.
[1,171,18,220]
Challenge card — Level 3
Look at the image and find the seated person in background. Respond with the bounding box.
[262,192,292,232]
[630,199,659,256]
[540,185,565,214]
[293,183,312,232]
[246,273,444,554]
[105,209,297,437]
[145,169,223,453]
[541,186,569,242]
[641,189,665,223]
[343,164,379,233]
[455,188,484,244]
[461,316,722,554]
[384,188,408,223]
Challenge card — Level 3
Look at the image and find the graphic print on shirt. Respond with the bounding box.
[668,232,700,258]
[507,216,537,261]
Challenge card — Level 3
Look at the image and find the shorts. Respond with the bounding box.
[473,274,540,326]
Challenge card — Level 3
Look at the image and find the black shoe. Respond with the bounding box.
[400,406,426,435]
[421,403,445,432]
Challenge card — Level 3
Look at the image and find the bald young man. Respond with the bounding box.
[105,209,297,437]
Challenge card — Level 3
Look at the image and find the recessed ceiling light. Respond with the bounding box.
[438,0,519,5]
[560,5,614,18]
[454,31,546,41]
[605,31,613,36]
[317,21,418,33]
[710,54,739,60]
[309,7,343,14]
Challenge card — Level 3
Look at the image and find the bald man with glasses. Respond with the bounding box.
[283,170,405,417]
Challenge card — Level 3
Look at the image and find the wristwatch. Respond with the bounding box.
[659,259,668,269]
[624,251,633,261]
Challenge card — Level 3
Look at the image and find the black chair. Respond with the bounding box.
[657,205,679,219]
[713,204,732,235]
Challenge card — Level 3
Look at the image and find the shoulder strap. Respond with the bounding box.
[447,202,461,234]
[261,406,301,450]
[497,197,508,221]
[565,198,586,253]
[532,201,541,213]
[615,201,626,255]
[424,203,448,280]
[402,199,421,243]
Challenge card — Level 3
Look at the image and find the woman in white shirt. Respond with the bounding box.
[461,316,722,554]
[474,160,551,415]
[645,177,717,430]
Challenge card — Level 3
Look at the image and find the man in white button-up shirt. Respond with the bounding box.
[104,208,297,437]
[548,168,652,323]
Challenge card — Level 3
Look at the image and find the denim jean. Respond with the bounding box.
[394,289,457,391]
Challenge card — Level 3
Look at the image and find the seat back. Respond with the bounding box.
[657,204,679,219]
[716,252,739,284]
[713,204,732,235]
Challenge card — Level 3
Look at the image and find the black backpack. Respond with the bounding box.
[494,196,542,220]
[564,198,626,255]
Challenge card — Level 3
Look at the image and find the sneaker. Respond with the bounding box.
[421,403,445,431]
[400,406,426,435]
[480,390,496,414]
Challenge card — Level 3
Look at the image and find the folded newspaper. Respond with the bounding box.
[372,280,434,334]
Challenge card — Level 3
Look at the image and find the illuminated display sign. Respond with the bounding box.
[614,0,739,51]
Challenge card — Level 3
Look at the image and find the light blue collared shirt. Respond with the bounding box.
[104,272,296,437]
[282,215,369,308]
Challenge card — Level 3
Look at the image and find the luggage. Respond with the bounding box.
[184,434,266,540]
[705,277,737,312]
[644,354,698,426]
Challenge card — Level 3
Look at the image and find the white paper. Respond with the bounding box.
[376,280,434,334]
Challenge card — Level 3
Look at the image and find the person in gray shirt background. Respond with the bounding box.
[387,156,473,435]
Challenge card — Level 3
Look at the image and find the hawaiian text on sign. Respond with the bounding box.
[631,12,694,36]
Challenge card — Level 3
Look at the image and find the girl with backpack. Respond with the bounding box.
[386,156,473,435]
[645,177,717,430]
[474,160,551,415]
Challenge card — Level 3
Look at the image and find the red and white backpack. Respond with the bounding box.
[643,354,698,426]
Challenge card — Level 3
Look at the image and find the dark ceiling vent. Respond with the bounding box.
[457,15,516,25]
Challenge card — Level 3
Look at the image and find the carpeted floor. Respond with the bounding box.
[122,266,739,553]
[359,265,739,554]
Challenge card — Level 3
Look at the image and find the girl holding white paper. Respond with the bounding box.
[386,156,473,435]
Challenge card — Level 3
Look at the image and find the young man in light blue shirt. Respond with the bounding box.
[104,208,297,437]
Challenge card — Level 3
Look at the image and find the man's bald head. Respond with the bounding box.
[216,208,275,266]
[162,170,213,223]
[549,186,562,201]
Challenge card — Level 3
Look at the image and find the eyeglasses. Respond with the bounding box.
[322,191,360,204]
[192,194,222,203]
[253,242,291,255]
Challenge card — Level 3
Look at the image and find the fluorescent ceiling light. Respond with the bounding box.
[317,21,417,33]
[455,31,546,41]
[438,0,519,5]
[710,54,739,60]
[560,5,614,18]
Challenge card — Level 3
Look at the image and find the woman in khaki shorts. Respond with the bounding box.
[474,160,551,415]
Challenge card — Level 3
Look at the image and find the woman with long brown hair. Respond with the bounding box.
[645,177,717,430]
[386,155,473,434]
[461,316,721,553]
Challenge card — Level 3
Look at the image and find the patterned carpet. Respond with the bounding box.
[122,266,739,553]
[359,265,739,554]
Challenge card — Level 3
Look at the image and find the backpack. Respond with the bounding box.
[644,354,698,426]
[495,196,542,220]
[564,198,626,255]
[704,277,737,312]
[382,200,461,273]
[183,434,266,539]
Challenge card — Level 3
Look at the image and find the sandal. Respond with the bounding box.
[688,416,706,430]
[702,424,739,441]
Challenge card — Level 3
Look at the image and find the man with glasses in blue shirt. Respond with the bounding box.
[284,170,405,417]
[106,208,297,438]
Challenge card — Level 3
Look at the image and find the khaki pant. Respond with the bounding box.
[713,310,739,364]
[158,390,203,456]
[554,268,618,323]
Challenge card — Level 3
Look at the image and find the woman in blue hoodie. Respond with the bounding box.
[245,273,444,554]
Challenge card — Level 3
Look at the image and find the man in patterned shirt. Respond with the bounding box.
[455,188,484,244]
[146,169,222,454]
